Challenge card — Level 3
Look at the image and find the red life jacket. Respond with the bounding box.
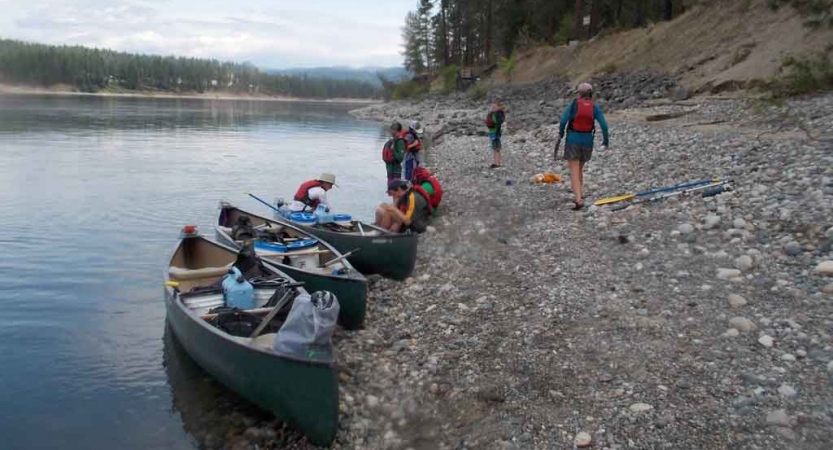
[406,130,422,153]
[382,136,405,163]
[397,187,433,215]
[293,180,323,208]
[422,177,442,208]
[570,98,595,133]
[485,113,495,128]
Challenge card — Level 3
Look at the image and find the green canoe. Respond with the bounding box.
[265,208,419,281]
[164,233,339,446]
[217,202,367,330]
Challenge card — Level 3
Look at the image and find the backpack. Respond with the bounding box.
[382,139,396,163]
[485,113,495,128]
[231,216,255,241]
[569,99,595,133]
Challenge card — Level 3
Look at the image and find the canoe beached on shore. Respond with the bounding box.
[163,232,339,446]
[217,202,367,330]
[245,195,419,281]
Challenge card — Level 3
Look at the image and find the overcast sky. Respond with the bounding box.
[0,0,415,69]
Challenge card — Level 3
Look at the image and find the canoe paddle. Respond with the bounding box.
[553,137,561,161]
[249,285,301,340]
[610,180,732,211]
[322,248,361,268]
[594,178,727,206]
[245,192,282,214]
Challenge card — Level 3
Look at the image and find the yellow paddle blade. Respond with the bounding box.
[165,281,180,288]
[594,194,635,206]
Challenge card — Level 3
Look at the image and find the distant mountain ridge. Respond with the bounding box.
[267,66,409,87]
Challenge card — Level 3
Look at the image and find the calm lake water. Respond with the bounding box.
[0,94,389,449]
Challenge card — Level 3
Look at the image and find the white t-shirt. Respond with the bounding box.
[288,186,330,212]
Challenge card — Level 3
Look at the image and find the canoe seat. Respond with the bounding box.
[168,264,233,281]
[252,333,276,349]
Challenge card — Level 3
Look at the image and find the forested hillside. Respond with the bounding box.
[400,0,831,74]
[0,39,380,99]
[268,66,409,87]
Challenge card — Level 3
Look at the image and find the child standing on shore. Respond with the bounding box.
[485,102,506,168]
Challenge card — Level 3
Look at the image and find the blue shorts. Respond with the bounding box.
[490,134,502,151]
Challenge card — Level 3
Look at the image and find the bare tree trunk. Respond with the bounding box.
[573,0,584,41]
[441,0,449,66]
[588,0,598,39]
[615,0,624,25]
[664,0,673,21]
[485,0,493,62]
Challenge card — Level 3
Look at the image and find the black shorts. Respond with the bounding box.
[563,144,593,162]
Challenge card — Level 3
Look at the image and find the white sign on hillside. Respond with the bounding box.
[583,15,591,26]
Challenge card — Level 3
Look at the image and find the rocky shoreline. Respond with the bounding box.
[204,78,833,450]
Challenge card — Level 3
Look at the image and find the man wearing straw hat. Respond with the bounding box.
[288,172,337,212]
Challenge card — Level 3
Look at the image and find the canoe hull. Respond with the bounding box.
[164,236,339,446]
[275,220,419,281]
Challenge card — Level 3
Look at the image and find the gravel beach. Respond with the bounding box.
[209,77,833,450]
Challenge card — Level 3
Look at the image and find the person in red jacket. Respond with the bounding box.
[287,173,337,212]
[412,167,442,215]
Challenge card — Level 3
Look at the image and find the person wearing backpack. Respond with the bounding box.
[403,120,423,181]
[382,122,407,182]
[412,166,442,216]
[558,83,610,210]
[485,102,506,168]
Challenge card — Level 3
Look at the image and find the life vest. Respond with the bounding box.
[412,167,442,208]
[570,98,595,133]
[293,180,323,208]
[397,187,433,216]
[382,136,405,163]
[405,130,422,153]
[485,113,494,128]
[421,179,442,208]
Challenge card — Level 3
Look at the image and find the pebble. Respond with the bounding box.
[827,361,833,373]
[718,268,742,280]
[677,223,694,234]
[766,409,791,427]
[821,284,833,294]
[816,261,833,275]
[629,402,654,414]
[574,432,592,448]
[778,385,797,398]
[733,218,747,229]
[796,349,807,358]
[728,294,747,308]
[784,242,802,256]
[729,317,756,332]
[735,255,754,271]
[704,215,721,230]
[758,335,774,348]
[365,395,380,408]
[780,353,796,362]
[725,328,740,337]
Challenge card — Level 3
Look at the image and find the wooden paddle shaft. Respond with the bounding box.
[250,290,294,339]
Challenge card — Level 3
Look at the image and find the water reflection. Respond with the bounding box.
[163,325,299,449]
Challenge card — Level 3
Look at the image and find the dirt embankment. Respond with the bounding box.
[487,0,833,94]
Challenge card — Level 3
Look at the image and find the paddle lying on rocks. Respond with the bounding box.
[594,178,726,206]
[610,180,733,211]
[553,138,561,161]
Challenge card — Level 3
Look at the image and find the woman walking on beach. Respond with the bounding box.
[558,83,610,210]
[485,102,506,168]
